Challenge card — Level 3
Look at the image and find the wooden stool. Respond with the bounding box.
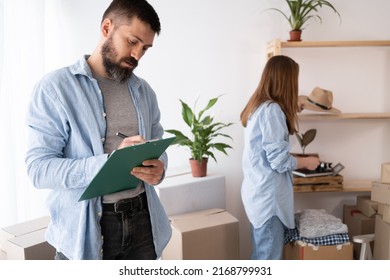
[352,234,375,260]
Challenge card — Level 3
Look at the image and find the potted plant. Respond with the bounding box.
[266,0,341,41]
[165,96,233,177]
[295,128,317,155]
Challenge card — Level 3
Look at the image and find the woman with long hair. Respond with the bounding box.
[240,55,320,259]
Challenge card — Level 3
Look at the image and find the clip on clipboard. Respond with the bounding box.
[79,137,176,201]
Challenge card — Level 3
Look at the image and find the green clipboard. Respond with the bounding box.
[79,137,176,201]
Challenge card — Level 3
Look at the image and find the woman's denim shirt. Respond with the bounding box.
[25,56,172,260]
[241,102,297,229]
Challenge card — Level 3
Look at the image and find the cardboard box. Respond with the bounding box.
[343,205,375,259]
[383,204,390,224]
[6,228,55,260]
[356,196,378,217]
[0,216,50,253]
[371,181,390,205]
[284,242,353,260]
[162,208,239,260]
[378,203,385,215]
[374,215,390,260]
[156,174,225,216]
[343,205,376,236]
[381,162,390,184]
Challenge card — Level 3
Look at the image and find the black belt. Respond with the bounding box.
[102,192,147,213]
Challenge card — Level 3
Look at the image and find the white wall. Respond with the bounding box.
[9,0,390,259]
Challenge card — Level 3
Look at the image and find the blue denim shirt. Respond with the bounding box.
[241,102,297,229]
[25,56,172,260]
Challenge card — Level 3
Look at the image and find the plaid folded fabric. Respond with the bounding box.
[284,227,350,246]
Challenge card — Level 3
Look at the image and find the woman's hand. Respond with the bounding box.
[296,156,321,170]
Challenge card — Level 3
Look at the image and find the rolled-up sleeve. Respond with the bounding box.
[261,104,297,173]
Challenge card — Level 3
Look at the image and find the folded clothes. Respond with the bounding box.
[284,227,350,246]
[298,209,348,239]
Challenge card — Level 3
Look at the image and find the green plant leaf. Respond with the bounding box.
[302,128,317,146]
[295,133,303,147]
[209,143,233,154]
[164,129,191,145]
[180,100,194,128]
[295,128,316,154]
[198,97,218,119]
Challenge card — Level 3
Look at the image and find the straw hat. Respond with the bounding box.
[298,87,341,114]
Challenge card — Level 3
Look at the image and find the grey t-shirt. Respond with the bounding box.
[94,73,144,203]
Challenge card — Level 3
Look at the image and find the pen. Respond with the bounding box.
[116,132,128,139]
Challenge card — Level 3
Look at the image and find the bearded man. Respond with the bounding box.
[25,0,171,260]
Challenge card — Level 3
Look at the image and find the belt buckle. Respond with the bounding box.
[114,199,131,213]
[113,194,144,213]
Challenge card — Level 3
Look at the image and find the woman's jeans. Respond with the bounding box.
[250,215,285,260]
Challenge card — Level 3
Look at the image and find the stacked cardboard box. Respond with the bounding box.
[343,203,376,259]
[371,182,390,259]
[284,242,353,260]
[356,196,378,218]
[162,208,239,260]
[370,162,390,259]
[0,216,55,260]
[381,162,390,184]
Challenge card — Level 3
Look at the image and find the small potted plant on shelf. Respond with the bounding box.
[165,95,233,177]
[266,0,341,41]
[294,128,317,155]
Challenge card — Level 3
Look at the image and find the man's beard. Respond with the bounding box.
[101,37,138,83]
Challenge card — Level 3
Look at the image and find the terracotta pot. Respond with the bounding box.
[189,158,208,177]
[289,30,302,42]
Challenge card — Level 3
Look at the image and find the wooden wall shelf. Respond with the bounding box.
[266,39,387,194]
[266,39,390,58]
[298,112,390,121]
[294,179,372,193]
[279,40,390,48]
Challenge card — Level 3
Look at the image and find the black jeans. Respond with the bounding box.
[55,193,156,260]
[100,193,157,260]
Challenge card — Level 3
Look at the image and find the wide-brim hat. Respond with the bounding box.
[299,87,341,114]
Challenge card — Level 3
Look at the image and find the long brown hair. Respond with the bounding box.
[240,55,299,134]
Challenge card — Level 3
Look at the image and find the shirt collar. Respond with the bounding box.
[69,55,141,89]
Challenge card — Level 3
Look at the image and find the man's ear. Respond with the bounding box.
[101,18,112,38]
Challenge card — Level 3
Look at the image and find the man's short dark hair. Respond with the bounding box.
[102,0,161,35]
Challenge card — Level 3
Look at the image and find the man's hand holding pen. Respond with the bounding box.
[116,132,165,185]
[116,133,145,149]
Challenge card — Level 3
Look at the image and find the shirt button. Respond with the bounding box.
[97,212,102,217]
[101,138,105,143]
[102,112,107,118]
